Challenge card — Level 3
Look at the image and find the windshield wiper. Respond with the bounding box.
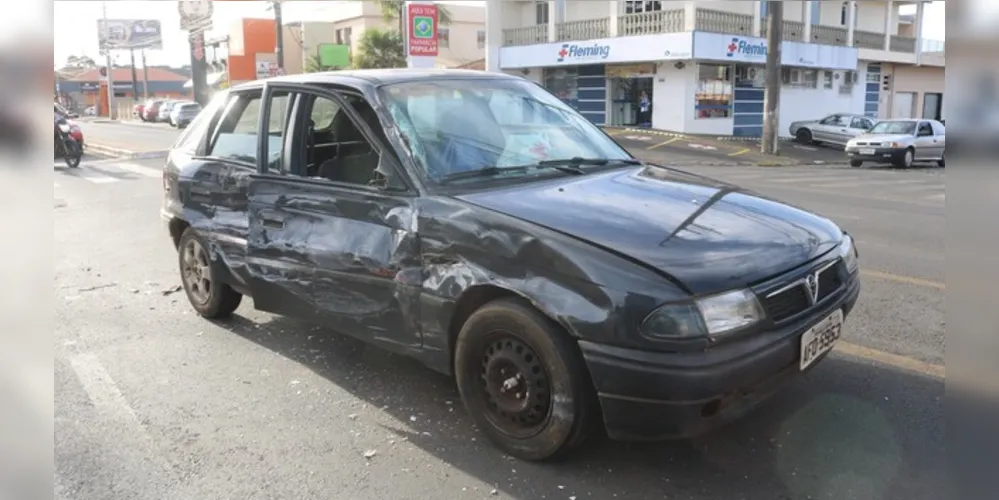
[537,157,643,168]
[438,165,531,184]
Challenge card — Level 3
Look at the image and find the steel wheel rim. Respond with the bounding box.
[181,239,212,305]
[478,333,552,439]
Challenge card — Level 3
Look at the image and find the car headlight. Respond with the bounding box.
[839,234,859,273]
[640,289,765,341]
[884,141,903,148]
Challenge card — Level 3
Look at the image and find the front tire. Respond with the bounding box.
[795,128,813,144]
[849,159,863,167]
[178,227,242,319]
[454,298,596,462]
[63,141,82,168]
[894,148,914,168]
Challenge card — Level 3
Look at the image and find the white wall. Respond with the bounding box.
[651,62,694,132]
[565,0,614,22]
[775,62,871,136]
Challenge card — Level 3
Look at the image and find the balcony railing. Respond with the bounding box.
[556,18,610,42]
[618,9,685,36]
[503,25,548,46]
[694,8,753,35]
[500,7,924,57]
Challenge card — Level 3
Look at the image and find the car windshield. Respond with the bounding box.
[378,78,633,184]
[869,121,916,135]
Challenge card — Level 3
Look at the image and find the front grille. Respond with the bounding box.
[761,261,844,322]
[855,141,882,146]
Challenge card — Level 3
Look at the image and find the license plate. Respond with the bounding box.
[859,148,875,155]
[799,309,844,371]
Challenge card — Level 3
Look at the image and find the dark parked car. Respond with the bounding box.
[162,70,861,462]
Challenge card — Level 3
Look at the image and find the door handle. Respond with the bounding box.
[257,209,286,228]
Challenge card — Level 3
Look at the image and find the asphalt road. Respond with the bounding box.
[78,120,181,153]
[55,134,944,499]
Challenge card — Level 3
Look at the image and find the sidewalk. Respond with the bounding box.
[602,126,848,166]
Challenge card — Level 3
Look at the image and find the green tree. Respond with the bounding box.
[352,28,406,69]
[65,55,97,68]
[304,54,343,73]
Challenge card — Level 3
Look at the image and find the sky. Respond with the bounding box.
[53,1,945,69]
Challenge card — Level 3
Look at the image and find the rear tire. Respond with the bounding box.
[796,129,813,144]
[454,298,596,462]
[178,227,242,319]
[937,152,945,168]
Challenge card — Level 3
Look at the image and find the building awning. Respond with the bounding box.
[184,71,228,89]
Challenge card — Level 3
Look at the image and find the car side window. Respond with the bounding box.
[851,117,872,129]
[917,122,934,136]
[931,121,946,136]
[294,93,382,187]
[207,91,289,168]
[820,115,841,125]
[173,91,227,154]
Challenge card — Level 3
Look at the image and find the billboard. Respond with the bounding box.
[97,19,163,50]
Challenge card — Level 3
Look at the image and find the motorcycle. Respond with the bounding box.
[55,117,83,168]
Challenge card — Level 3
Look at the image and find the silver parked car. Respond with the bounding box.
[168,101,201,128]
[844,119,946,168]
[789,113,877,147]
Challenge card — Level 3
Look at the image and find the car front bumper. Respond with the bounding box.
[579,272,861,441]
[845,146,906,163]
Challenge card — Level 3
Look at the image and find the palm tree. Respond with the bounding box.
[66,55,97,68]
[376,0,452,35]
[304,54,343,73]
[352,29,406,69]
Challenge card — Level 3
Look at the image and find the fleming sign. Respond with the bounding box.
[407,3,439,57]
[726,37,768,58]
[556,43,611,63]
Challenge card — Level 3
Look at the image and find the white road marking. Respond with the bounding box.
[69,168,118,184]
[925,193,945,201]
[114,162,162,178]
[687,143,717,150]
[811,179,929,189]
[768,175,847,183]
[68,353,139,422]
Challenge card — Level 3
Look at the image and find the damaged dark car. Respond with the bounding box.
[161,70,861,462]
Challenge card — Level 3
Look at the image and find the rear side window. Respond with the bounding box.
[207,90,292,168]
[172,92,227,154]
[917,122,934,136]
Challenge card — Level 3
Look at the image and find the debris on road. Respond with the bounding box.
[363,449,377,459]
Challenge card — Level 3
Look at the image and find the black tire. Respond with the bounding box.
[454,297,596,461]
[893,148,915,168]
[177,227,242,319]
[63,141,82,168]
[795,128,813,144]
[849,159,863,168]
[937,152,945,168]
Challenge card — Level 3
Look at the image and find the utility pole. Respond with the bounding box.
[102,1,117,119]
[141,49,150,100]
[129,48,139,102]
[273,1,284,71]
[761,0,782,155]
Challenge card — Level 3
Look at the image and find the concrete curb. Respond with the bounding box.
[85,142,169,160]
[603,127,794,142]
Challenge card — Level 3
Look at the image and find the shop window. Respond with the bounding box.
[734,65,765,88]
[344,28,352,47]
[823,71,834,89]
[695,64,732,119]
[543,67,579,101]
[625,1,663,14]
[840,70,857,94]
[781,67,818,89]
[439,28,450,48]
[477,30,485,49]
[535,1,548,24]
[335,29,343,45]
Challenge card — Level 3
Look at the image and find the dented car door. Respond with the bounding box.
[252,83,423,350]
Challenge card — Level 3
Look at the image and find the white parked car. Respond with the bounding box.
[844,119,946,168]
[789,113,877,147]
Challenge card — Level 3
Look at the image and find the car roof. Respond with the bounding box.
[229,69,522,93]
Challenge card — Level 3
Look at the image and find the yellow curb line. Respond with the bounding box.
[835,342,945,379]
[861,269,945,290]
[727,148,751,156]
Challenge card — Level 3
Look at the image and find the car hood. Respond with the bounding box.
[848,133,912,145]
[455,166,842,295]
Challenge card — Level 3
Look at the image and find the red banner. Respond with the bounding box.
[407,3,439,57]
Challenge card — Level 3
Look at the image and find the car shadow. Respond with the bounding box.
[212,313,945,500]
